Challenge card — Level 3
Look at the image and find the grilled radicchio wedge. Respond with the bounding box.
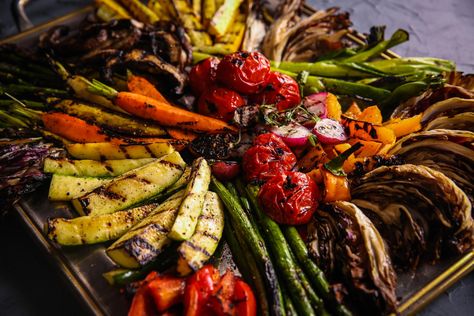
[391,87,473,120]
[351,164,473,270]
[0,134,64,212]
[388,129,474,203]
[307,201,397,314]
[421,98,474,131]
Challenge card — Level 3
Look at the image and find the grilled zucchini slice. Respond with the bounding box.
[106,192,184,268]
[48,175,111,201]
[54,100,167,137]
[118,0,159,24]
[169,157,211,241]
[171,0,212,47]
[95,0,131,21]
[177,191,224,275]
[44,157,155,177]
[209,0,243,37]
[72,151,186,216]
[66,142,175,160]
[46,203,158,245]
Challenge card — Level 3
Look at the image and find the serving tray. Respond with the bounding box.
[3,4,473,316]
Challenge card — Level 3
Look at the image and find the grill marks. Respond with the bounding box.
[107,203,181,267]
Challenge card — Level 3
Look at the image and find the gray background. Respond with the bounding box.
[0,0,472,315]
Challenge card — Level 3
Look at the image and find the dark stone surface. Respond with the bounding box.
[0,0,472,315]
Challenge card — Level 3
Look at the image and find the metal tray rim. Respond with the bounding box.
[4,5,474,316]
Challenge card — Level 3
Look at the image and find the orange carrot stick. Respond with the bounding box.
[115,92,238,133]
[42,112,113,143]
[166,127,198,141]
[127,75,168,103]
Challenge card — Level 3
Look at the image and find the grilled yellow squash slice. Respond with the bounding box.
[44,158,155,177]
[106,192,184,268]
[169,157,211,241]
[66,142,175,160]
[48,175,111,201]
[72,151,186,216]
[177,191,224,275]
[46,203,158,245]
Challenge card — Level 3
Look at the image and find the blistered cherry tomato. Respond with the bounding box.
[242,133,296,183]
[258,171,320,225]
[216,51,270,95]
[189,57,220,96]
[211,161,240,182]
[253,132,290,148]
[251,72,301,111]
[197,86,246,121]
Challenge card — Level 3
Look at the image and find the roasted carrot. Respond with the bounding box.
[42,112,113,143]
[115,92,238,133]
[90,79,238,133]
[127,75,168,103]
[166,127,198,141]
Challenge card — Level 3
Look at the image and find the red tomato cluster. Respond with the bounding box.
[189,52,301,122]
[242,133,320,225]
[128,266,256,316]
[259,171,320,225]
[242,133,297,183]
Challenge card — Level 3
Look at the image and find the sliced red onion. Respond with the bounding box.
[303,92,328,119]
[271,122,312,147]
[313,118,347,144]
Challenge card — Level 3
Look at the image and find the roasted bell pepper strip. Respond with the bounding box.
[357,105,383,124]
[342,115,396,144]
[324,142,362,176]
[233,279,257,316]
[128,287,155,316]
[344,101,362,118]
[147,276,186,312]
[208,271,236,315]
[321,167,351,202]
[384,114,422,138]
[325,92,342,121]
[184,265,220,316]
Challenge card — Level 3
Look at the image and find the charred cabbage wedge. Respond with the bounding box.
[72,151,186,216]
[46,203,158,245]
[44,157,155,177]
[169,157,211,241]
[351,164,473,270]
[106,192,184,268]
[48,175,111,201]
[421,98,474,131]
[307,201,397,315]
[177,191,224,275]
[66,142,175,160]
[388,129,474,203]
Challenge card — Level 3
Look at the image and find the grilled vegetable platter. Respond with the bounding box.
[1,0,473,315]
